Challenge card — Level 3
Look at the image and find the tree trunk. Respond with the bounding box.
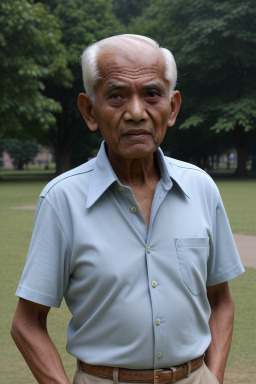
[48,103,88,175]
[227,154,230,170]
[17,159,24,170]
[55,149,71,175]
[252,155,256,172]
[228,123,255,178]
[234,147,248,177]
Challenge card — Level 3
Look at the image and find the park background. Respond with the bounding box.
[0,0,255,383]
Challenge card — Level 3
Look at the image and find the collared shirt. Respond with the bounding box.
[16,141,244,369]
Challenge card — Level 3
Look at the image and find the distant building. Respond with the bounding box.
[1,149,53,169]
[2,151,13,168]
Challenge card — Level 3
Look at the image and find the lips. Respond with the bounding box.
[123,129,151,136]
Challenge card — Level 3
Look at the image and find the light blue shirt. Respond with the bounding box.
[16,141,244,369]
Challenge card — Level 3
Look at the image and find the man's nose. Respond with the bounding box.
[123,96,148,122]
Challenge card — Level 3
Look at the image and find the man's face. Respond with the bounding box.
[84,44,180,161]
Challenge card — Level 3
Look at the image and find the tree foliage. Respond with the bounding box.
[2,0,255,176]
[0,0,71,140]
[112,0,154,25]
[39,0,122,174]
[133,0,256,175]
[2,139,39,170]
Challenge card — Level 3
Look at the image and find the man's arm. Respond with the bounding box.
[11,298,71,384]
[205,282,234,384]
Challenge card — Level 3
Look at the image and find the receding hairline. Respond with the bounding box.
[94,38,170,92]
[80,34,177,101]
[94,34,159,51]
[96,46,168,80]
[95,35,165,67]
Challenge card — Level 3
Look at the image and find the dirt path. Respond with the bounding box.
[233,233,256,269]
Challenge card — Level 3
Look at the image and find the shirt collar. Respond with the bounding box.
[86,142,190,208]
[86,142,117,208]
[156,148,190,199]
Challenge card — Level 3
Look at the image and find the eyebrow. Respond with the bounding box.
[104,82,126,93]
[104,80,166,94]
[102,83,122,97]
[142,81,166,92]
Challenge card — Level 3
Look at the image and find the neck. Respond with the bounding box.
[108,149,160,187]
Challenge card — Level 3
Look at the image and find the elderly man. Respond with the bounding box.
[11,34,244,384]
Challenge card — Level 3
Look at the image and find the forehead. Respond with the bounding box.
[96,43,167,88]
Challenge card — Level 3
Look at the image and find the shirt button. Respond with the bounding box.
[156,318,161,326]
[147,246,151,253]
[152,281,158,288]
[157,352,163,359]
[130,206,137,213]
[118,186,123,192]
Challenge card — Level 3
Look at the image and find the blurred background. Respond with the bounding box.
[0,0,255,177]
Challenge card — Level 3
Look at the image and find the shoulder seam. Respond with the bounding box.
[166,159,207,174]
[41,169,93,197]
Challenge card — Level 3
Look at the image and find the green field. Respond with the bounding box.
[216,180,256,235]
[0,172,255,383]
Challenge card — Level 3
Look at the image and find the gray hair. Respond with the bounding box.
[80,34,177,103]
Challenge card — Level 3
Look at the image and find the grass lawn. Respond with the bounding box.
[215,180,256,236]
[0,171,255,383]
[225,269,256,384]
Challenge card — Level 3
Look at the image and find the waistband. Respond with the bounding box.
[78,355,204,383]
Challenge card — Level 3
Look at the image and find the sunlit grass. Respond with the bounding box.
[216,180,256,235]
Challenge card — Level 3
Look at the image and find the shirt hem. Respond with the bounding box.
[16,286,62,308]
[206,263,245,286]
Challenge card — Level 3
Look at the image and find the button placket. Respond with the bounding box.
[146,231,165,367]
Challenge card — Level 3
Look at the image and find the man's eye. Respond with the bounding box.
[110,93,122,99]
[147,91,160,98]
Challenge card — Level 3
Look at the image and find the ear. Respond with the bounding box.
[167,90,181,127]
[77,93,98,132]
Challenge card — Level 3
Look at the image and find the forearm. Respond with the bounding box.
[11,299,71,384]
[205,284,234,384]
[11,322,71,384]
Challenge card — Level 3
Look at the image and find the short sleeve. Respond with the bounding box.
[207,192,245,286]
[16,197,70,307]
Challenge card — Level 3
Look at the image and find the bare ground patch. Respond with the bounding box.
[9,206,36,210]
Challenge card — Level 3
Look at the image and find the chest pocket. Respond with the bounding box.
[175,237,209,295]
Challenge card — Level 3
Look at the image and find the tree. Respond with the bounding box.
[112,0,154,25]
[3,139,39,170]
[250,136,256,172]
[0,0,71,140]
[133,0,256,176]
[39,0,122,174]
[161,122,232,171]
[0,140,5,167]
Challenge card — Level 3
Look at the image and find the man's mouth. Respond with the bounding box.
[123,130,151,136]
